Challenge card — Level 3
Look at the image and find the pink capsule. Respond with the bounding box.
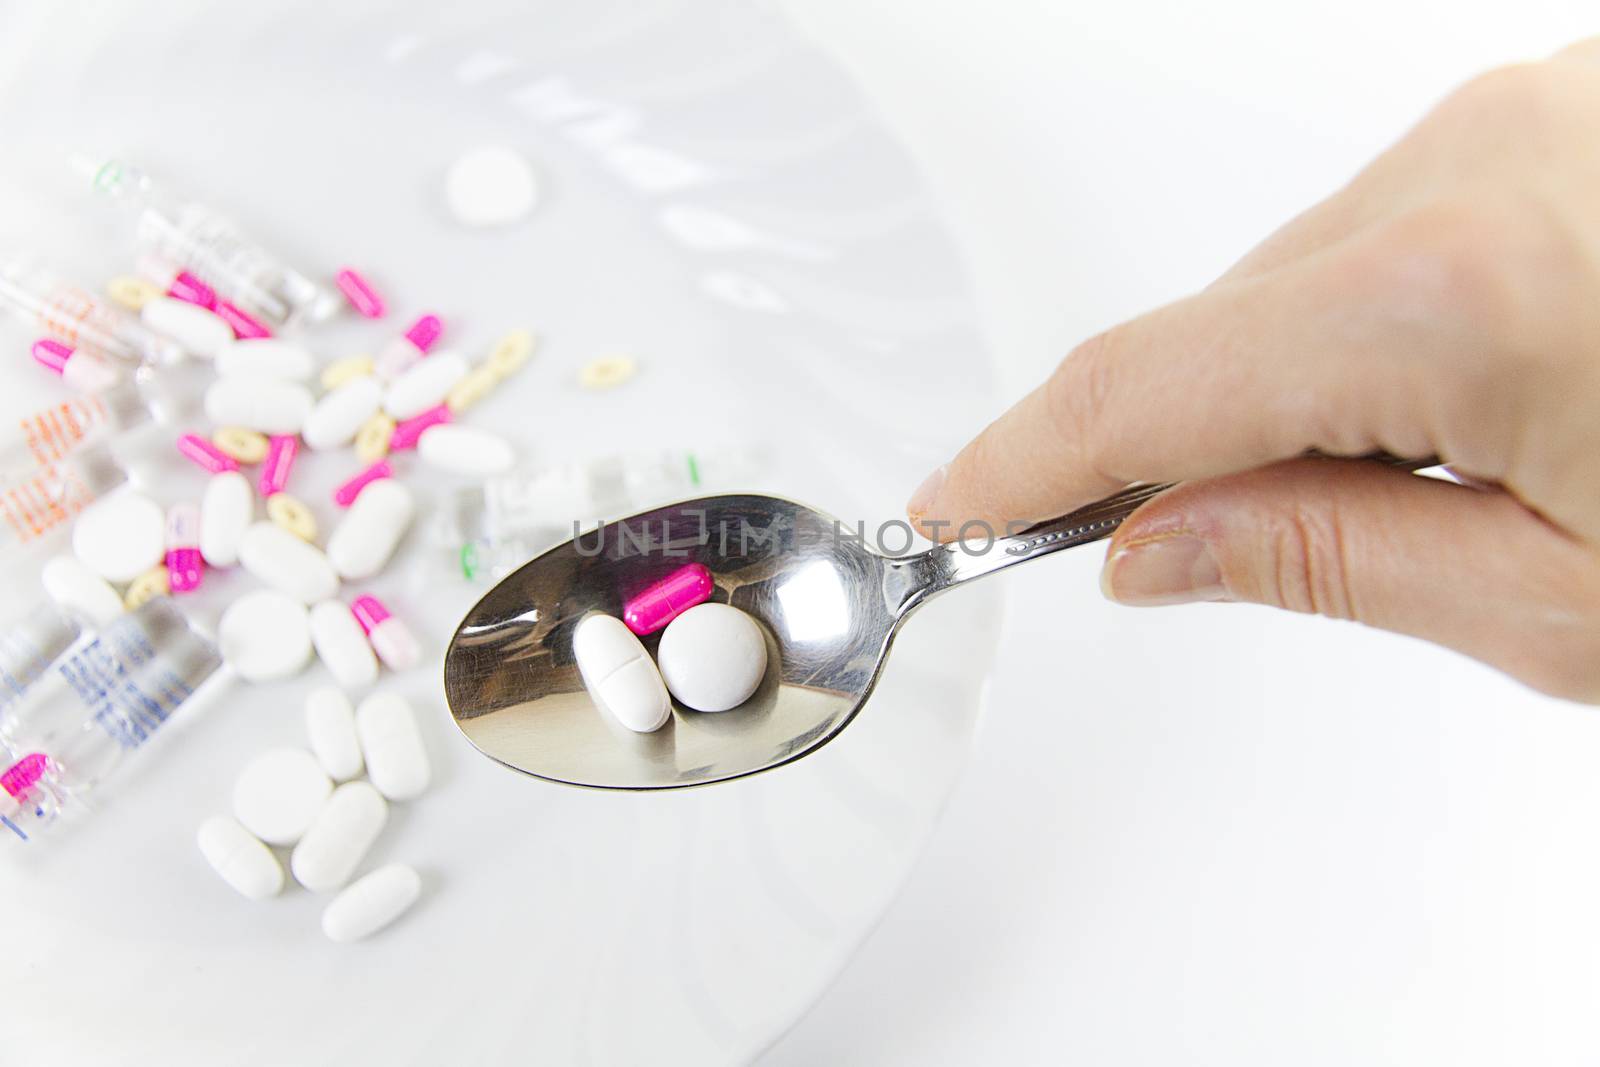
[374,313,442,379]
[351,595,421,671]
[165,502,204,593]
[333,459,392,508]
[623,563,716,635]
[389,403,451,451]
[258,434,299,497]
[168,271,218,309]
[31,338,120,392]
[0,752,49,799]
[335,268,386,319]
[216,300,274,339]
[177,432,241,473]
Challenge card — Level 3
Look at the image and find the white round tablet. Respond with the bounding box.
[444,145,539,228]
[219,589,313,683]
[71,490,165,583]
[656,603,769,713]
[232,747,333,847]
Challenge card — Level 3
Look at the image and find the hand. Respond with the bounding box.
[906,39,1600,702]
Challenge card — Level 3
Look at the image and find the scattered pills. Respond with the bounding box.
[122,565,169,610]
[232,747,332,846]
[578,355,636,390]
[388,404,451,451]
[309,602,379,691]
[164,503,203,593]
[219,589,314,683]
[266,492,318,542]
[212,426,271,464]
[354,412,396,462]
[335,268,386,319]
[142,295,233,359]
[445,145,539,228]
[333,460,393,508]
[444,363,500,414]
[32,339,120,392]
[303,376,383,451]
[204,377,313,435]
[257,434,298,497]
[374,315,442,381]
[199,470,254,568]
[215,338,316,380]
[216,300,273,340]
[41,554,124,626]
[321,353,375,390]
[486,328,536,378]
[291,780,388,893]
[384,350,469,419]
[417,424,514,476]
[72,490,165,583]
[328,478,414,581]
[355,692,430,801]
[572,614,671,733]
[622,563,715,636]
[322,863,420,943]
[237,522,340,604]
[196,816,284,901]
[177,432,240,474]
[657,603,768,712]
[108,275,163,311]
[351,596,420,672]
[305,685,365,780]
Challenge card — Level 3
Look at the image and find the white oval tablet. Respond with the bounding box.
[204,377,313,435]
[572,614,671,732]
[231,747,332,846]
[416,424,515,476]
[71,490,165,583]
[322,863,421,943]
[383,351,469,420]
[656,603,768,712]
[40,554,123,626]
[290,780,388,893]
[444,145,538,227]
[355,692,430,801]
[199,470,254,568]
[219,589,313,682]
[305,685,364,780]
[197,816,284,900]
[142,296,233,359]
[237,521,339,604]
[309,601,378,690]
[303,376,383,451]
[327,479,414,582]
[215,338,316,380]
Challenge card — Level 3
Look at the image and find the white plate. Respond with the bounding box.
[0,2,1000,1063]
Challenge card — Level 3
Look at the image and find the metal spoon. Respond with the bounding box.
[444,457,1435,790]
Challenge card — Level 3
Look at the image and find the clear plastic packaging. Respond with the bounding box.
[0,442,131,553]
[0,601,83,729]
[0,254,185,365]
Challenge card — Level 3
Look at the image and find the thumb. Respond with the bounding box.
[1099,458,1600,702]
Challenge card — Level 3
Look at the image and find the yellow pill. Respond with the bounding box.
[108,275,164,312]
[123,565,170,610]
[354,412,395,463]
[321,353,375,391]
[212,426,271,464]
[445,364,501,414]
[487,329,536,379]
[266,492,318,541]
[578,355,636,390]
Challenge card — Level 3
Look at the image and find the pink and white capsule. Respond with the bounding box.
[177,432,241,474]
[259,434,298,497]
[335,269,386,319]
[165,503,204,593]
[31,339,120,392]
[333,460,392,508]
[351,595,420,672]
[373,314,442,381]
[388,403,451,451]
[623,563,715,636]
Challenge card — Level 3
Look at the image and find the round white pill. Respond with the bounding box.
[416,424,514,476]
[219,589,313,682]
[355,691,431,801]
[214,338,315,380]
[71,490,165,583]
[237,521,339,604]
[199,469,254,568]
[305,685,364,780]
[303,376,383,451]
[656,603,768,712]
[572,614,671,733]
[327,479,414,582]
[322,863,421,943]
[231,748,332,846]
[142,296,233,359]
[444,145,538,228]
[291,780,388,893]
[204,376,313,435]
[40,554,123,626]
[384,351,469,420]
[309,600,378,689]
[196,816,284,900]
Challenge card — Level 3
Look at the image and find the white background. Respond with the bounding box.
[767,2,1600,1064]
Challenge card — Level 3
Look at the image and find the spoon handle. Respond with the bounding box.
[892,452,1439,616]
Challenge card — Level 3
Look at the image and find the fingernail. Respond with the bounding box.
[907,464,948,520]
[1101,534,1225,606]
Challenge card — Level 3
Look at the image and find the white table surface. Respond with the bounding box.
[766,2,1600,1064]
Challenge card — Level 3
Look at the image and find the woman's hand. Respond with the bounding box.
[906,39,1600,701]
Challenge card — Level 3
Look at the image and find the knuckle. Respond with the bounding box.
[1262,501,1359,621]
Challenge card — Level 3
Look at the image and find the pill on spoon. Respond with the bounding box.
[656,603,768,712]
[291,780,388,893]
[355,692,430,801]
[142,296,233,359]
[622,562,714,636]
[309,601,379,690]
[199,471,254,567]
[303,376,383,450]
[237,522,339,603]
[219,589,313,682]
[417,424,514,476]
[305,685,365,780]
[72,491,165,583]
[572,614,671,732]
[322,863,421,942]
[196,816,284,900]
[205,377,313,435]
[231,748,333,846]
[215,338,315,380]
[384,350,469,419]
[41,554,123,626]
[327,478,414,581]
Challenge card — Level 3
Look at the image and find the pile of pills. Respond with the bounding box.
[197,686,430,942]
[573,563,772,733]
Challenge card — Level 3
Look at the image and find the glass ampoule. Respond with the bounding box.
[0,600,83,734]
[0,254,185,366]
